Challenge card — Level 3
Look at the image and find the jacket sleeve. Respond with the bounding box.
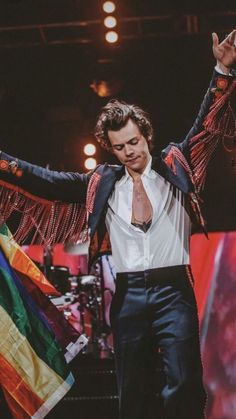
[0,151,89,203]
[0,151,94,245]
[163,69,236,193]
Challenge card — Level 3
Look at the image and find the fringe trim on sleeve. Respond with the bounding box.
[0,180,87,245]
[164,145,194,184]
[86,172,101,214]
[189,79,236,193]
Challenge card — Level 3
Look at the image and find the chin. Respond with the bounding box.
[128,163,142,171]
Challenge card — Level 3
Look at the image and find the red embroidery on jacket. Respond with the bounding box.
[216,77,229,91]
[164,152,176,174]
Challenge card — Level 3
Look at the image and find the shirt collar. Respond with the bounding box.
[119,157,156,186]
[141,157,156,179]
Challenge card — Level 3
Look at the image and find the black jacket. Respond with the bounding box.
[0,70,235,263]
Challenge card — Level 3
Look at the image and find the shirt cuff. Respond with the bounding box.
[215,64,234,76]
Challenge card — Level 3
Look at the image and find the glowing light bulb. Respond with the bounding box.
[85,158,97,170]
[84,143,96,156]
[103,1,116,13]
[105,31,119,44]
[104,16,117,29]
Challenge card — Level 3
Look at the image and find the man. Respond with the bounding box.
[0,31,236,419]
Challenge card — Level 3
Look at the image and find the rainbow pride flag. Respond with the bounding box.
[0,224,87,418]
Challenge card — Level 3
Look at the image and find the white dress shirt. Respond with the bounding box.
[105,158,191,273]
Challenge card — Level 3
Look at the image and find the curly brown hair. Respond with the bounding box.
[94,99,154,151]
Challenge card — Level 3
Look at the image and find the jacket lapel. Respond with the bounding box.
[88,164,124,237]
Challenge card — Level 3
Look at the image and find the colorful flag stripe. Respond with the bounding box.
[2,387,32,419]
[0,223,85,418]
[0,224,59,296]
[0,353,44,416]
[0,257,68,379]
[0,224,85,356]
[0,306,70,400]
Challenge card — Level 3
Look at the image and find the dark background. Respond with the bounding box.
[0,0,236,231]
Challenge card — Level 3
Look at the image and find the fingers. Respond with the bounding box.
[226,29,236,46]
[212,32,219,48]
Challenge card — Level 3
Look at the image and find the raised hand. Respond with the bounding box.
[212,30,236,73]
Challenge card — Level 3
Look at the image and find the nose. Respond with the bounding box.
[124,144,134,157]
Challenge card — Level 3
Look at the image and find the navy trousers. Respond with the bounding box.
[110,265,207,419]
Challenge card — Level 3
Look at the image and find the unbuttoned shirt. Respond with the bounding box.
[105,158,191,273]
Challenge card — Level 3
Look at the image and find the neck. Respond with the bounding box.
[126,156,151,180]
[127,168,141,181]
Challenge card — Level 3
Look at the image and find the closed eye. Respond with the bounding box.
[129,138,139,145]
[112,136,140,151]
[113,144,124,151]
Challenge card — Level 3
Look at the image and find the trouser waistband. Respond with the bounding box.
[116,264,194,288]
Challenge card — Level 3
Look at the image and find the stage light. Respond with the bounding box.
[105,30,118,44]
[84,143,96,156]
[85,158,97,170]
[104,16,117,29]
[103,1,116,14]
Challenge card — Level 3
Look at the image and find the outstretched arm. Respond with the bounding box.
[0,151,90,203]
[0,151,96,244]
[182,30,236,149]
[163,30,236,194]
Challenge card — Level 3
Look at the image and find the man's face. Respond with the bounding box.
[108,119,151,174]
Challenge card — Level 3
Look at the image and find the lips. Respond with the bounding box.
[126,157,139,163]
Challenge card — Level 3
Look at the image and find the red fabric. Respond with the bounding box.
[190,232,225,324]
